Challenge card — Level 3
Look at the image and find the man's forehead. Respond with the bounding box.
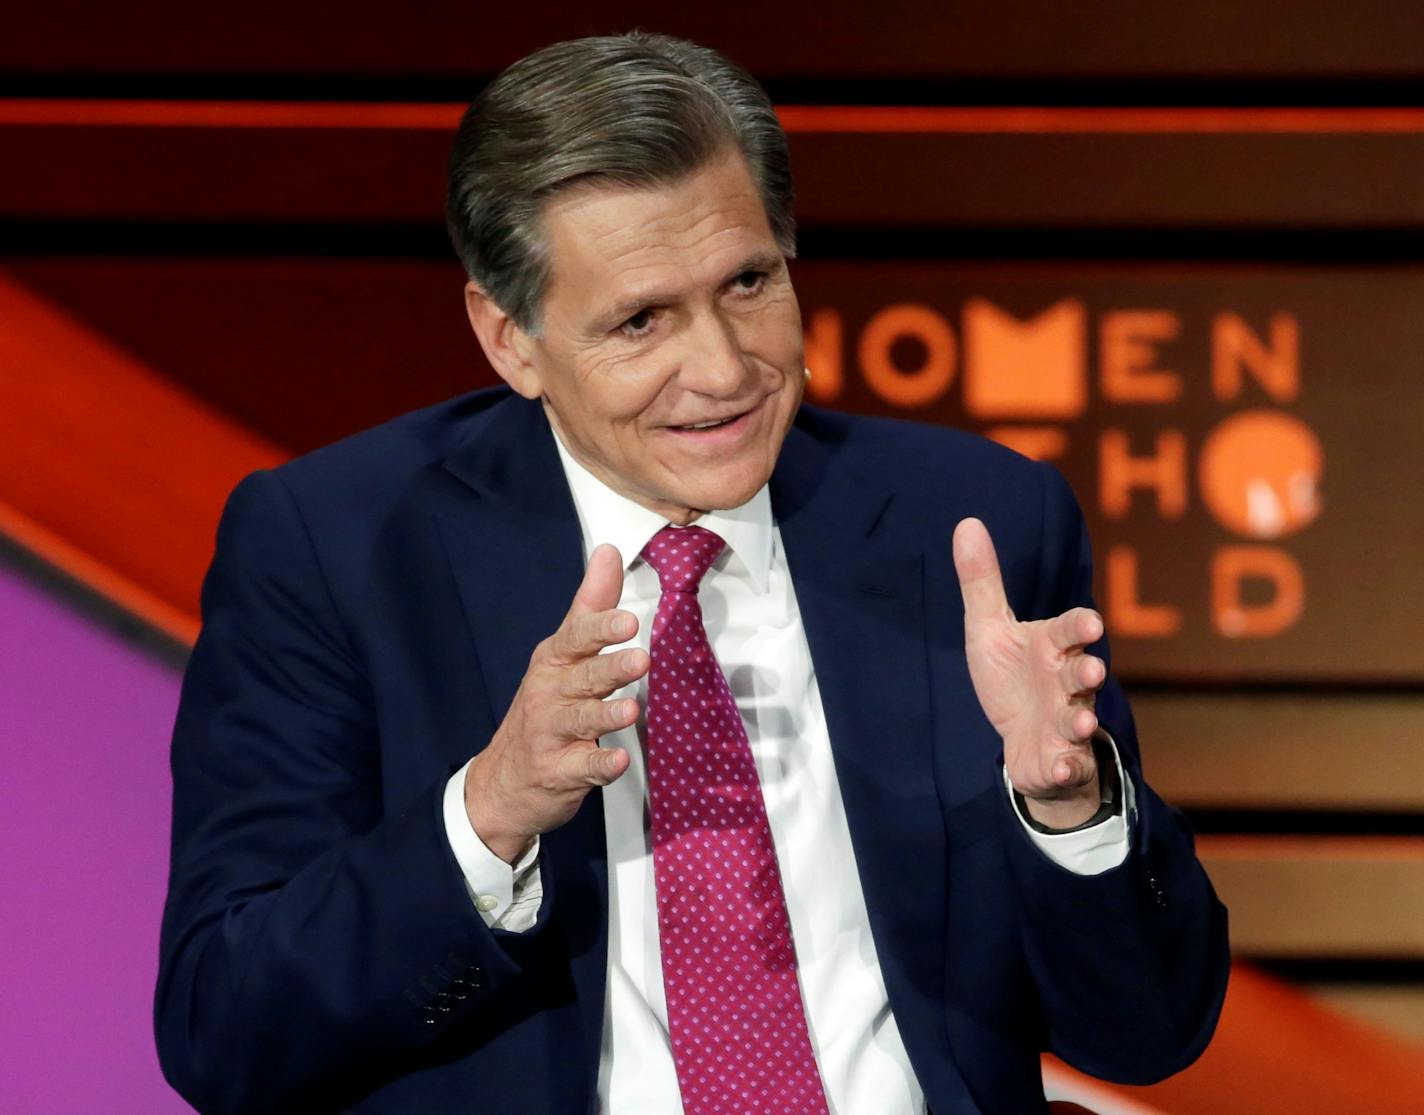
[538,152,777,307]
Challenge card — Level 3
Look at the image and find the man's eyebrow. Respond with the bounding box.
[597,288,674,331]
[728,252,786,283]
[594,252,786,331]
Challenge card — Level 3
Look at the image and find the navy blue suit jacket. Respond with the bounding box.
[156,388,1228,1114]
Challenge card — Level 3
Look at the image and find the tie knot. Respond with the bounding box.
[641,524,725,593]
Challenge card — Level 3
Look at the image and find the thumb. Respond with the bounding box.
[568,542,625,618]
[952,517,1011,622]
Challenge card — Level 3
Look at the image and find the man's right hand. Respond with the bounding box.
[464,543,647,864]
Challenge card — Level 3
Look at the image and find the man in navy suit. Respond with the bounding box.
[157,31,1228,1114]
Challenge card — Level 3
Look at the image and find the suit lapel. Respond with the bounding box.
[435,394,610,1100]
[771,422,957,1099]
[438,394,585,717]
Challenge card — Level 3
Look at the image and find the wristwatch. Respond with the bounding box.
[1013,732,1121,835]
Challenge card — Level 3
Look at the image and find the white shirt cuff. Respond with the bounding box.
[442,760,544,930]
[1002,730,1135,876]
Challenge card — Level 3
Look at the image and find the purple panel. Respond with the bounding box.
[0,563,192,1112]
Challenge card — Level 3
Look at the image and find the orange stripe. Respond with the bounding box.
[0,270,288,643]
[1048,961,1424,1113]
[4,100,1424,134]
[0,99,464,129]
[778,105,1424,134]
[0,498,199,646]
[1111,962,1424,1113]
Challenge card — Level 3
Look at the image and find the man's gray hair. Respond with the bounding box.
[446,31,797,336]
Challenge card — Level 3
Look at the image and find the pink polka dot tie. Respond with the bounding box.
[641,525,830,1115]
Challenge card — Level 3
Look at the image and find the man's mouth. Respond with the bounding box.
[675,414,742,431]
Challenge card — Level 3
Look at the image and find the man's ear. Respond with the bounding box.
[464,282,544,399]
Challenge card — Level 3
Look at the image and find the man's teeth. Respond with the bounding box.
[681,416,736,430]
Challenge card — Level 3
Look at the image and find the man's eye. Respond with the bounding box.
[619,309,655,336]
[732,270,766,295]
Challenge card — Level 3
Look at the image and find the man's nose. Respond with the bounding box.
[677,308,749,396]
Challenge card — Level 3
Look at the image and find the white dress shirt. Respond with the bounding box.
[441,432,1133,1113]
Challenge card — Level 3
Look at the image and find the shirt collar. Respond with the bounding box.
[550,426,774,594]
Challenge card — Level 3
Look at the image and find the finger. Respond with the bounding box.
[565,647,650,700]
[1057,701,1099,744]
[952,517,1012,622]
[549,545,631,661]
[548,547,636,662]
[559,742,631,788]
[547,608,637,664]
[560,695,640,743]
[571,543,625,616]
[1058,653,1107,696]
[1050,738,1099,789]
[1045,606,1104,652]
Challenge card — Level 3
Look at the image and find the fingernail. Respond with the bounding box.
[614,614,635,638]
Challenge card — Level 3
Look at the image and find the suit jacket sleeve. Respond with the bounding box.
[154,469,541,1114]
[999,462,1230,1084]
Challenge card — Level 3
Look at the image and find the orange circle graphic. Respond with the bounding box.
[1198,410,1323,539]
[857,303,957,408]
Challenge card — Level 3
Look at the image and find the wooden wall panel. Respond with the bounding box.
[1198,838,1424,956]
[5,2,1424,81]
[791,125,1424,230]
[1312,987,1424,1045]
[1131,694,1424,811]
[7,103,1424,228]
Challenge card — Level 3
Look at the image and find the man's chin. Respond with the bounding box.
[697,466,775,508]
[657,476,767,521]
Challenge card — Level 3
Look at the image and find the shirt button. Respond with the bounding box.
[475,895,499,913]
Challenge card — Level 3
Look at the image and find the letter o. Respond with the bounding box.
[858,303,957,408]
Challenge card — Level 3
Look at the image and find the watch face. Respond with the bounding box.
[1092,734,1119,807]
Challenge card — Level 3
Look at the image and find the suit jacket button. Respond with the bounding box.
[465,965,485,988]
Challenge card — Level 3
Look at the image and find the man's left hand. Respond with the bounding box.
[952,517,1106,829]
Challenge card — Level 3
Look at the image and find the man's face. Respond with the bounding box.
[515,149,804,523]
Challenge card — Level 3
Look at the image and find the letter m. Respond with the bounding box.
[964,298,1087,419]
